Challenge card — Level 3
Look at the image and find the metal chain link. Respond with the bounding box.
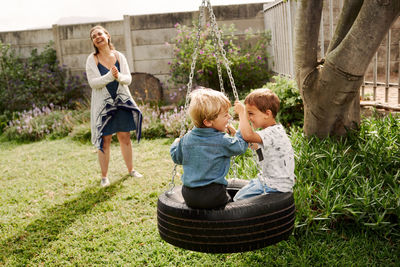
[205,0,239,101]
[169,0,265,194]
[210,28,225,93]
[179,3,205,139]
[168,1,205,193]
[205,0,244,181]
[206,0,265,193]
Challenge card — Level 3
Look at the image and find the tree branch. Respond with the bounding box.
[326,0,363,54]
[294,0,323,86]
[326,0,400,76]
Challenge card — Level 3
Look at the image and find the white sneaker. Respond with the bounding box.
[130,170,143,178]
[100,177,110,187]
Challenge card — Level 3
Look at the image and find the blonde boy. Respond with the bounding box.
[233,88,295,201]
[170,88,248,209]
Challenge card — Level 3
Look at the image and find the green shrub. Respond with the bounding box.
[3,104,74,142]
[69,122,91,143]
[140,104,167,139]
[294,114,399,235]
[167,22,272,101]
[232,114,399,235]
[0,41,87,115]
[160,106,193,138]
[265,75,303,128]
[141,104,193,139]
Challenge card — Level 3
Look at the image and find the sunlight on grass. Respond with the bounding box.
[0,131,399,265]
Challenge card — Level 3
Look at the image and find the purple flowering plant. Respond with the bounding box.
[140,104,192,139]
[3,103,75,141]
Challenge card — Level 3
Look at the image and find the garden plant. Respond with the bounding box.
[0,110,398,265]
[0,27,399,266]
[0,41,87,133]
[167,22,271,101]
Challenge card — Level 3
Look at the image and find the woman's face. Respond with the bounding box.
[90,28,108,49]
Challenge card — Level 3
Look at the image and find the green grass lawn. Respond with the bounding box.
[0,138,399,266]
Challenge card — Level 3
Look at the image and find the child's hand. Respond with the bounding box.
[226,124,236,136]
[234,100,245,115]
[249,143,258,150]
[173,138,180,144]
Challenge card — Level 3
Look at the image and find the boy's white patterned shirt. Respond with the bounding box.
[256,124,295,192]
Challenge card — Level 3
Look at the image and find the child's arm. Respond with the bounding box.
[170,138,183,164]
[234,101,262,144]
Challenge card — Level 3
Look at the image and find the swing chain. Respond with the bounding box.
[169,0,262,192]
[205,0,266,192]
[167,164,178,194]
[205,0,239,101]
[179,1,205,139]
[210,26,225,93]
[168,1,205,193]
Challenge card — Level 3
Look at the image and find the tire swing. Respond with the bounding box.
[157,0,295,253]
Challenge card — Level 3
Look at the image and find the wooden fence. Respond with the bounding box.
[263,0,400,110]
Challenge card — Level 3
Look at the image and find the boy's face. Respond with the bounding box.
[245,104,269,128]
[207,109,231,132]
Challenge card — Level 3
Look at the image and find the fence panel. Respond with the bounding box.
[263,0,400,107]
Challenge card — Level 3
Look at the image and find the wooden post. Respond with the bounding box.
[373,52,377,101]
[52,24,63,66]
[123,15,135,72]
[287,0,294,77]
[385,29,391,103]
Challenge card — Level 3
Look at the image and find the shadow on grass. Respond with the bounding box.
[0,176,128,265]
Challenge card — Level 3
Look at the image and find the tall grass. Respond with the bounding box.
[0,114,398,265]
[293,114,399,235]
[230,114,399,235]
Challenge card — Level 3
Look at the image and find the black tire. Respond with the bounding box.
[157,179,295,253]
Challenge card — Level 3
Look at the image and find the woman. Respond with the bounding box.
[86,25,143,187]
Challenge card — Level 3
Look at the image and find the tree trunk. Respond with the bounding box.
[294,0,400,138]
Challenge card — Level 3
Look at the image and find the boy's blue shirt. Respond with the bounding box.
[170,127,248,188]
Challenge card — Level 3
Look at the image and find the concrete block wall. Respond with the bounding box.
[55,20,127,76]
[0,28,53,57]
[0,3,265,104]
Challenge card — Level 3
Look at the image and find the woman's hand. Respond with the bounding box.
[111,65,119,79]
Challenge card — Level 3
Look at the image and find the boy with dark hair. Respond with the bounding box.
[233,88,295,201]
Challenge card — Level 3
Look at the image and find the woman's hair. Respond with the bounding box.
[89,25,115,54]
[244,88,280,117]
[188,88,231,128]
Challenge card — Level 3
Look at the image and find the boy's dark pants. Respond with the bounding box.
[182,183,231,209]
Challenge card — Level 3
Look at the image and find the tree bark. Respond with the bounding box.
[294,0,400,138]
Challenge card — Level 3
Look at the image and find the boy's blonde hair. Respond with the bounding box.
[244,88,280,117]
[188,88,231,128]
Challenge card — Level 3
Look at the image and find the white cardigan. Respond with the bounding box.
[86,51,142,150]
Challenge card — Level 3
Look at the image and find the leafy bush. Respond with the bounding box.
[0,41,87,115]
[167,22,272,101]
[2,104,75,142]
[160,106,193,138]
[69,123,91,143]
[140,104,167,139]
[265,75,303,128]
[231,114,400,235]
[141,104,193,139]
